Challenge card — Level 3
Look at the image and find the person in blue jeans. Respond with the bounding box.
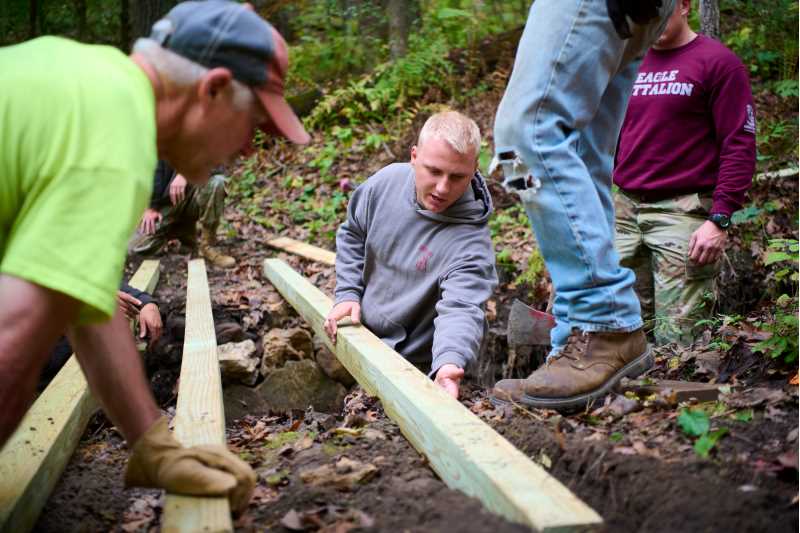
[490,0,675,410]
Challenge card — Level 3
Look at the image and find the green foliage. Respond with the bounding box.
[308,34,453,131]
[287,0,386,89]
[678,408,728,458]
[496,248,515,273]
[678,408,710,437]
[753,239,799,363]
[515,249,546,287]
[694,428,729,458]
[722,0,798,83]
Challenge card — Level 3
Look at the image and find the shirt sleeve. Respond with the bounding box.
[709,64,757,216]
[333,184,370,304]
[430,245,498,375]
[120,282,155,308]
[149,160,175,208]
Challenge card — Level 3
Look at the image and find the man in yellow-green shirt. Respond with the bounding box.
[0,0,309,511]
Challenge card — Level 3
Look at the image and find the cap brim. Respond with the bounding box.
[254,89,310,145]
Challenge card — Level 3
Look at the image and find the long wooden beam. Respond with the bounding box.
[267,236,336,266]
[0,260,160,533]
[754,167,798,182]
[263,259,602,532]
[162,259,231,533]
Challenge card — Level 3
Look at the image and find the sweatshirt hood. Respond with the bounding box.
[406,166,494,225]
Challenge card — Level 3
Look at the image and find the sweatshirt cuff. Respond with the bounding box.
[428,352,467,378]
[711,199,740,217]
[334,290,362,306]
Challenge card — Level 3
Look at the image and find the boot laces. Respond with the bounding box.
[549,329,589,365]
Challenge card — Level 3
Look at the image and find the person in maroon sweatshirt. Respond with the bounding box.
[613,0,756,345]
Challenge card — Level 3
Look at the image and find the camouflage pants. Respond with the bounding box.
[614,191,719,346]
[130,174,226,255]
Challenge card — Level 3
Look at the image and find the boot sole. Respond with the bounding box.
[491,345,654,411]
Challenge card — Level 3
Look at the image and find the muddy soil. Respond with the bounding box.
[470,388,799,532]
[37,246,529,533]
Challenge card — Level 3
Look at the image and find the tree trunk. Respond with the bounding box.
[131,0,173,42]
[120,0,131,50]
[75,0,87,41]
[386,0,413,59]
[699,0,720,41]
[28,0,38,38]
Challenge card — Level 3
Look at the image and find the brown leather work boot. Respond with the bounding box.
[491,328,652,410]
[199,229,236,269]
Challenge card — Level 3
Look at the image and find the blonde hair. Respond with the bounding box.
[417,111,481,155]
[132,38,254,111]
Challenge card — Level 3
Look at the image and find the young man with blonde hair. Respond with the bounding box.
[325,111,498,398]
[0,0,308,511]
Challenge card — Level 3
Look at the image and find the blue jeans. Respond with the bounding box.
[493,0,674,353]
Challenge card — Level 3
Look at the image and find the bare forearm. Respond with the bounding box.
[0,274,78,445]
[68,308,160,445]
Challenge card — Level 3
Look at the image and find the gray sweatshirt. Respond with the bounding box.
[334,162,498,375]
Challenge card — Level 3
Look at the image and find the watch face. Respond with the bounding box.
[711,214,731,228]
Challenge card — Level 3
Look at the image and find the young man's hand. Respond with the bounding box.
[139,303,163,348]
[434,364,464,399]
[323,301,361,344]
[688,220,727,266]
[169,174,188,206]
[117,291,142,320]
[139,208,162,235]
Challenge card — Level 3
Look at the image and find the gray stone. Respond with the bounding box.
[223,384,269,420]
[257,359,347,414]
[260,327,314,376]
[218,339,259,386]
[314,341,356,387]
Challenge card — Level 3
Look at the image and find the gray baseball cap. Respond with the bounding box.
[150,0,310,144]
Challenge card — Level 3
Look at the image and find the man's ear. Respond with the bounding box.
[198,68,234,105]
[410,145,418,163]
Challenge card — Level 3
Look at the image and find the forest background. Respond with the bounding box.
[1,0,797,365]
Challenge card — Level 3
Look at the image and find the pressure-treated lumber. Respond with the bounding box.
[163,259,231,533]
[263,259,602,532]
[0,259,160,533]
[754,167,798,182]
[267,236,336,265]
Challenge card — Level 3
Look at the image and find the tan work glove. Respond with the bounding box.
[124,417,255,513]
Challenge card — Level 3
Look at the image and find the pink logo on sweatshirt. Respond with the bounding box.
[416,245,433,271]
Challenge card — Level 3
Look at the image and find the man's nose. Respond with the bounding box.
[435,177,451,195]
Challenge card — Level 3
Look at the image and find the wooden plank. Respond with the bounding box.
[754,167,798,182]
[163,259,231,533]
[263,259,602,532]
[0,259,160,533]
[620,379,723,403]
[267,236,336,266]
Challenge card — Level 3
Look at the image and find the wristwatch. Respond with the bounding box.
[708,213,731,230]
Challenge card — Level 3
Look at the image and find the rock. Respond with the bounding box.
[261,328,314,376]
[166,316,185,341]
[257,359,347,414]
[314,341,355,387]
[218,340,259,385]
[215,321,246,344]
[266,292,291,324]
[223,384,269,421]
[299,457,378,490]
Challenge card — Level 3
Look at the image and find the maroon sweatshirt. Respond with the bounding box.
[613,35,756,216]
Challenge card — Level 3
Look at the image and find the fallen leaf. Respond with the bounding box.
[281,509,305,531]
[777,449,799,470]
[724,387,788,409]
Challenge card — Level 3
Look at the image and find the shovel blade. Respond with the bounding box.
[507,299,555,346]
